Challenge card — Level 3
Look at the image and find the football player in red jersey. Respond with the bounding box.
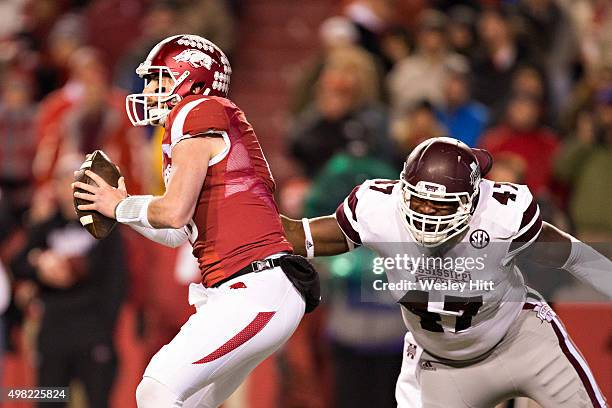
[72,35,318,407]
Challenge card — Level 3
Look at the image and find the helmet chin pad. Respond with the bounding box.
[148,107,170,125]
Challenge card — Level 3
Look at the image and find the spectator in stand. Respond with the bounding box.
[515,0,579,120]
[561,63,612,134]
[290,16,361,116]
[391,100,446,156]
[567,0,612,72]
[446,5,478,62]
[378,27,411,69]
[471,7,533,122]
[289,46,395,178]
[487,152,527,186]
[33,46,101,181]
[387,9,466,117]
[555,87,612,241]
[177,0,235,55]
[344,0,396,72]
[116,0,235,94]
[511,64,547,101]
[0,0,25,40]
[434,60,489,147]
[479,92,559,197]
[114,1,183,94]
[0,70,38,223]
[10,153,127,408]
[34,47,147,195]
[510,64,552,124]
[35,13,87,99]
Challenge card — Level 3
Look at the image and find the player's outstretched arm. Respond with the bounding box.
[520,222,612,298]
[281,215,350,257]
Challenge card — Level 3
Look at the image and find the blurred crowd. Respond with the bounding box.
[0,0,610,407]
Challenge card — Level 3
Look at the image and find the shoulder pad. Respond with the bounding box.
[168,96,228,147]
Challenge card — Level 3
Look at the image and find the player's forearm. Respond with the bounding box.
[147,195,194,229]
[281,215,350,257]
[115,194,193,230]
[281,215,307,256]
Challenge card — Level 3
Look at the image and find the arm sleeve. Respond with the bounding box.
[127,224,190,248]
[562,237,612,298]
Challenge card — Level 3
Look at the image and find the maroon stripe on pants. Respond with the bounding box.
[192,311,276,364]
[523,302,606,407]
[551,320,605,408]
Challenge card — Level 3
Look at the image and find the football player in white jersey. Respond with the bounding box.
[282,137,611,407]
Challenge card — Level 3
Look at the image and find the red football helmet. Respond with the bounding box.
[126,34,232,126]
[398,137,493,246]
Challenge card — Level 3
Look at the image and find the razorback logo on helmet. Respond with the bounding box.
[176,35,215,51]
[173,49,213,70]
[175,35,232,74]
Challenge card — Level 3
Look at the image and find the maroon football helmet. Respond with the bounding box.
[399,137,493,246]
[126,34,232,126]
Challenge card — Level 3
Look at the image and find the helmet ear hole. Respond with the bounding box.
[191,82,206,94]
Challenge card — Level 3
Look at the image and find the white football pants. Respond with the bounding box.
[136,262,305,408]
[396,331,424,407]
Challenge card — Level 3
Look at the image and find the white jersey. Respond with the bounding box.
[335,179,542,361]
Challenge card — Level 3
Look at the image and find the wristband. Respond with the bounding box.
[115,195,154,228]
[302,218,315,259]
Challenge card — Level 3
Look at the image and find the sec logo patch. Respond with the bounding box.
[470,229,490,249]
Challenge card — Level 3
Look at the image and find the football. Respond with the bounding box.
[73,150,122,239]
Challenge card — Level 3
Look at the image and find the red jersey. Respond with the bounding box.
[163,95,292,287]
